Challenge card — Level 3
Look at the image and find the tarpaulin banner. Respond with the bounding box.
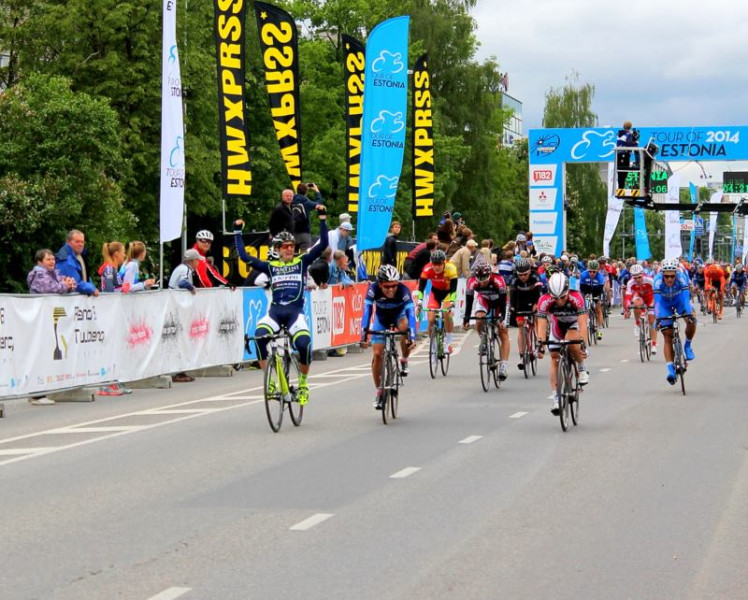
[160,0,185,242]
[412,53,434,218]
[664,173,683,260]
[343,34,365,214]
[708,190,723,259]
[255,2,303,191]
[330,283,366,346]
[214,0,252,197]
[634,207,651,260]
[602,165,623,257]
[357,16,410,251]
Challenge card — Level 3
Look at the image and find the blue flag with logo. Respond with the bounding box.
[634,207,651,260]
[357,16,410,251]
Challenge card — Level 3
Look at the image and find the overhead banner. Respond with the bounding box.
[708,190,723,258]
[602,165,623,257]
[214,0,252,198]
[255,2,302,191]
[357,16,410,251]
[343,35,365,214]
[634,207,651,260]
[664,173,683,260]
[412,53,434,218]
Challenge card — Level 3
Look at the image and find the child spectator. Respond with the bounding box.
[120,241,156,292]
[168,249,200,294]
[98,241,129,293]
[27,249,76,294]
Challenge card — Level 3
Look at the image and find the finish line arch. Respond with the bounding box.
[527,125,748,256]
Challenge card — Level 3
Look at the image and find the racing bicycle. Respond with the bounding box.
[540,339,583,432]
[424,308,450,378]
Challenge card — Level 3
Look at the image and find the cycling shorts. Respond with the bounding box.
[426,288,452,310]
[472,296,507,320]
[371,309,408,344]
[548,321,579,352]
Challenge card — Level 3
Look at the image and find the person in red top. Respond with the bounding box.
[624,263,658,354]
[414,249,458,352]
[703,258,726,319]
[193,230,229,288]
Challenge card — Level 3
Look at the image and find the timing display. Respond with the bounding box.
[623,170,668,193]
[723,171,748,194]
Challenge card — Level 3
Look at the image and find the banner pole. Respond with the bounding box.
[159,242,164,287]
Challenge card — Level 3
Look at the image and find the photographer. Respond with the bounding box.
[616,120,638,189]
[293,182,326,252]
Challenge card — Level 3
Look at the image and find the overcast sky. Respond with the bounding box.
[471,0,748,135]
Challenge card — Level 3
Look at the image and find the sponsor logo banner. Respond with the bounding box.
[343,35,365,213]
[533,236,558,255]
[412,53,434,218]
[529,212,559,235]
[528,164,557,187]
[330,283,367,346]
[529,188,557,211]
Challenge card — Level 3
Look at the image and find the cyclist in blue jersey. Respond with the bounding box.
[579,259,607,340]
[234,213,328,405]
[360,265,418,410]
[654,258,696,385]
[729,263,747,305]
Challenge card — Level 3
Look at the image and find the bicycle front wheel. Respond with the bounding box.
[479,330,491,392]
[491,326,501,388]
[389,355,399,420]
[264,356,284,433]
[644,323,652,361]
[674,339,687,396]
[570,363,580,426]
[639,328,646,363]
[556,357,570,432]
[286,354,304,427]
[440,329,450,376]
[428,329,439,379]
[529,328,538,376]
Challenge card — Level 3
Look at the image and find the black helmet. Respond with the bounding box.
[272,231,295,247]
[430,249,447,264]
[472,263,492,281]
[515,258,532,274]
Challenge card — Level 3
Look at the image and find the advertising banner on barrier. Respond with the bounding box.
[343,34,365,214]
[331,284,366,346]
[241,287,269,360]
[306,287,332,350]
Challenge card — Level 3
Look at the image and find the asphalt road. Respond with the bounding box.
[1,308,747,600]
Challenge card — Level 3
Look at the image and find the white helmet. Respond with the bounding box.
[629,264,644,276]
[661,258,679,272]
[196,229,214,242]
[548,272,570,298]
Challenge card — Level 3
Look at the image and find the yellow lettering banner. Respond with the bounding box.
[412,54,434,218]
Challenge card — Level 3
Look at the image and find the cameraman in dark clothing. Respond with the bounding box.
[616,120,638,190]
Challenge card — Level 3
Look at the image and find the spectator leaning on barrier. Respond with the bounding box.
[403,235,437,280]
[292,183,326,252]
[98,241,128,293]
[382,221,401,268]
[28,249,76,294]
[120,242,156,292]
[328,250,354,287]
[193,230,229,288]
[168,249,200,294]
[308,247,332,289]
[269,189,296,238]
[56,229,99,297]
[451,238,478,279]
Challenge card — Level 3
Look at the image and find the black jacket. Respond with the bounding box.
[269,203,295,237]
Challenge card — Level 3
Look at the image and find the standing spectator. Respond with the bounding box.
[478,239,493,265]
[525,231,538,258]
[28,249,76,294]
[382,221,401,268]
[403,234,438,280]
[120,242,155,292]
[193,230,229,288]
[451,211,464,227]
[268,189,296,238]
[55,229,99,296]
[437,219,455,245]
[292,183,326,252]
[308,247,332,288]
[451,238,478,278]
[327,220,354,259]
[169,249,200,294]
[98,242,128,293]
[328,251,354,286]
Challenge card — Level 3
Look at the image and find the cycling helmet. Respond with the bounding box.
[705,257,715,265]
[430,249,447,264]
[516,233,527,243]
[587,260,600,271]
[693,257,704,266]
[473,263,492,281]
[515,258,532,274]
[377,264,400,283]
[541,255,553,265]
[271,230,295,247]
[570,255,579,264]
[629,264,644,276]
[196,229,214,242]
[548,272,570,298]
[661,258,679,272]
[599,255,608,262]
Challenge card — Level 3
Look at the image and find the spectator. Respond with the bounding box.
[450,238,478,278]
[525,231,538,258]
[308,247,332,288]
[403,234,437,280]
[268,189,296,238]
[98,242,128,293]
[193,230,229,288]
[437,219,455,245]
[447,227,473,259]
[168,249,200,294]
[28,249,76,294]
[327,220,354,260]
[452,211,464,227]
[478,239,493,265]
[328,251,354,286]
[55,229,99,296]
[292,183,326,252]
[120,242,155,292]
[382,221,401,267]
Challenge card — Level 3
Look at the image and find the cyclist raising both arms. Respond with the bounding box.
[468,262,511,380]
[414,249,458,353]
[624,263,658,354]
[654,258,696,385]
[510,258,542,371]
[360,265,418,410]
[537,272,590,416]
[234,212,328,405]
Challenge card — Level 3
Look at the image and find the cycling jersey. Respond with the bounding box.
[730,271,747,288]
[467,274,509,319]
[537,291,586,341]
[510,273,542,315]
[693,270,706,289]
[704,264,726,291]
[418,262,458,308]
[654,270,692,325]
[624,275,655,309]
[579,270,606,298]
[361,282,417,343]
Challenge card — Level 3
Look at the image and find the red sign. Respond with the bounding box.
[533,169,553,182]
[330,283,367,346]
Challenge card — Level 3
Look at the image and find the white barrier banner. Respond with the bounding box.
[603,166,624,257]
[0,290,243,398]
[664,173,682,260]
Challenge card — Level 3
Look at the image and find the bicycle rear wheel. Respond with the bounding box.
[264,357,284,433]
[479,329,491,392]
[556,358,570,432]
[286,354,303,427]
[428,329,439,379]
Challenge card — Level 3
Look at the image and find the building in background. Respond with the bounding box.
[499,91,523,147]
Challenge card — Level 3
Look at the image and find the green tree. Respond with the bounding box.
[0,73,133,291]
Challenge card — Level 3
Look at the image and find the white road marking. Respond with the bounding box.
[290,513,334,531]
[599,368,612,373]
[509,412,529,419]
[0,448,52,456]
[146,587,192,600]
[458,435,483,444]
[45,426,148,434]
[390,467,422,479]
[140,409,222,415]
[547,394,555,400]
[620,359,630,363]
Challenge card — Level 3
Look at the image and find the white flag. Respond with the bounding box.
[664,173,682,260]
[743,216,748,263]
[159,0,185,243]
[708,190,723,259]
[602,165,624,257]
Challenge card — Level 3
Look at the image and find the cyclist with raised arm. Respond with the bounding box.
[510,258,542,371]
[654,258,696,385]
[360,265,418,409]
[624,263,658,354]
[414,249,458,353]
[579,259,606,340]
[703,258,726,319]
[537,272,590,416]
[233,212,328,405]
[468,262,511,380]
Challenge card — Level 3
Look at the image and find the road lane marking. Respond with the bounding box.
[290,513,334,531]
[45,426,148,434]
[146,587,192,600]
[509,412,529,419]
[390,467,422,479]
[599,368,612,372]
[140,409,222,415]
[0,448,53,456]
[547,394,555,400]
[620,359,630,363]
[458,435,483,444]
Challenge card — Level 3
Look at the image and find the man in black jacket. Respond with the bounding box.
[268,189,296,238]
[382,221,401,268]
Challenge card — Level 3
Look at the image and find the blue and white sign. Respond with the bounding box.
[357,16,410,251]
